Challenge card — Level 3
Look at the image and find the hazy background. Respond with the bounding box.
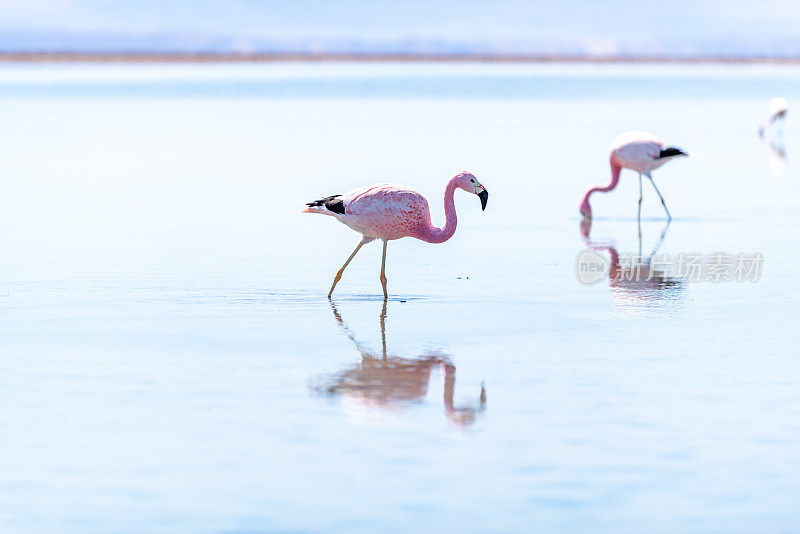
[1,0,800,57]
[0,61,798,532]
[2,2,800,532]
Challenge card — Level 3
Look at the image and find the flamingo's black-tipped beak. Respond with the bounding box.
[478,189,488,211]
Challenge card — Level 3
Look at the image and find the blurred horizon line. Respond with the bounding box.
[3,52,800,64]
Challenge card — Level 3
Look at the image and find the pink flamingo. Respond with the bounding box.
[302,171,488,298]
[579,131,687,221]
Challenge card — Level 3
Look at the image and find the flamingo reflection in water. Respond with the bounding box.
[580,218,686,308]
[761,130,787,181]
[758,97,788,179]
[765,137,787,181]
[313,301,486,427]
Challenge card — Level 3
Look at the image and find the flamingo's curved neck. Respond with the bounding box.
[417,177,459,244]
[581,161,622,207]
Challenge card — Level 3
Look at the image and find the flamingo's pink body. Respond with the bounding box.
[579,131,687,221]
[320,183,448,243]
[303,171,488,297]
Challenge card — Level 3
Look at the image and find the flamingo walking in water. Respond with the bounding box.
[302,171,488,298]
[579,131,687,221]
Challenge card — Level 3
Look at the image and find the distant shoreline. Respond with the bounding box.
[1,52,800,64]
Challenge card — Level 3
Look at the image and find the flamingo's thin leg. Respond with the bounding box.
[379,299,388,359]
[328,239,366,298]
[379,240,388,300]
[637,173,643,222]
[637,215,643,259]
[646,173,672,221]
[651,219,671,257]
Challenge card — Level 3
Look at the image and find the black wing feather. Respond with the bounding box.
[306,195,346,214]
[658,147,686,158]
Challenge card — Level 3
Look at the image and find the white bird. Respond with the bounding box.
[759,97,789,137]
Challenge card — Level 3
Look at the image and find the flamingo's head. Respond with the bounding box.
[579,197,592,220]
[454,171,488,211]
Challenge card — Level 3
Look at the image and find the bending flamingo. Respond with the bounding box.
[579,131,687,221]
[302,171,488,298]
[758,97,789,138]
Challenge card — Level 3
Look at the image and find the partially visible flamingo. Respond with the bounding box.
[302,171,488,298]
[758,97,789,138]
[579,131,687,221]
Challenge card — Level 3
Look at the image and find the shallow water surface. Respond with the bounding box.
[0,62,799,532]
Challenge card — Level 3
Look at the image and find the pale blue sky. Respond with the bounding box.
[1,0,799,56]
